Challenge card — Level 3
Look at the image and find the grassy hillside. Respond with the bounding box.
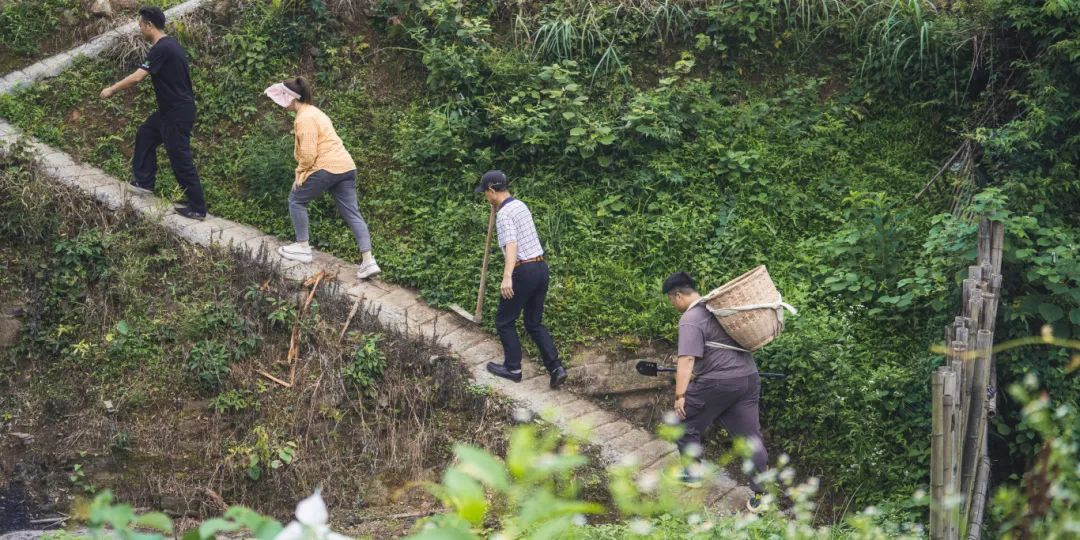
[0,155,529,534]
[0,0,185,73]
[1,0,1076,516]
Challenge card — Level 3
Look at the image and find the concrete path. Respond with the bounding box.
[0,0,750,513]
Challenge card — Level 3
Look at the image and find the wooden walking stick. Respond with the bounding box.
[450,203,497,324]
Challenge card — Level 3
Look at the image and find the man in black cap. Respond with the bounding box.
[100,6,207,220]
[475,171,567,389]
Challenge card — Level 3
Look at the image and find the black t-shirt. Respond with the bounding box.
[139,36,195,113]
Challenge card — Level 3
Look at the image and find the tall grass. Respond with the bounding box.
[781,0,984,80]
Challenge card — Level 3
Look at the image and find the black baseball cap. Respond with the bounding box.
[474,170,508,193]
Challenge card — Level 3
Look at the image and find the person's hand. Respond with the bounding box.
[675,396,687,419]
[100,87,114,99]
[500,275,514,299]
[292,179,303,192]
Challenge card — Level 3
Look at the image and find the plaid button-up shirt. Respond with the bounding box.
[496,198,544,260]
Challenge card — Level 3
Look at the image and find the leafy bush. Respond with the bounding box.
[343,333,386,398]
[0,0,75,56]
[185,339,233,392]
[209,388,259,414]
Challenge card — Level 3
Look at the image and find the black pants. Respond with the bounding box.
[677,373,769,494]
[132,104,206,213]
[495,261,561,373]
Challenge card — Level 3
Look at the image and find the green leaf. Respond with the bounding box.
[569,127,586,137]
[198,518,240,539]
[442,468,487,526]
[225,507,283,540]
[116,320,130,336]
[453,444,510,491]
[134,512,174,533]
[1070,308,1080,325]
[1038,302,1064,323]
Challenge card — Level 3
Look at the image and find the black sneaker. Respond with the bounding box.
[549,365,567,389]
[176,206,207,221]
[486,362,522,382]
[128,181,153,194]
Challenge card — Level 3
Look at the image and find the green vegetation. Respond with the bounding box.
[53,375,1080,538]
[1,0,1076,523]
[0,156,513,525]
[0,0,184,72]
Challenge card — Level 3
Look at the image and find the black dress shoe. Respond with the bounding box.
[128,180,153,194]
[176,206,207,221]
[549,365,567,389]
[486,362,522,382]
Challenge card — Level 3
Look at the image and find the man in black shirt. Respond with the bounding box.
[100,6,206,220]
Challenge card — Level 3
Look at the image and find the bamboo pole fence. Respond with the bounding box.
[930,218,1004,540]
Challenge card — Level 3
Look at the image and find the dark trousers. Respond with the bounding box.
[677,373,769,494]
[132,104,207,213]
[495,261,561,373]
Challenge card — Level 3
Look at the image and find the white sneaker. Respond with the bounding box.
[357,260,382,279]
[278,243,313,263]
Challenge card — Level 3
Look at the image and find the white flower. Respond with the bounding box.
[779,467,795,484]
[683,442,703,458]
[635,471,659,493]
[296,491,329,526]
[275,491,352,540]
[628,518,653,535]
[276,522,304,540]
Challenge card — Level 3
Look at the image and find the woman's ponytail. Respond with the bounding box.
[284,77,312,103]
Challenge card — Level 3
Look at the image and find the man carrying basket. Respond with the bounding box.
[663,271,768,513]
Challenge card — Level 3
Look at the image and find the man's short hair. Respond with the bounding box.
[662,271,697,295]
[139,6,166,30]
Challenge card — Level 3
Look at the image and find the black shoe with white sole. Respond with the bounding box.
[176,206,206,221]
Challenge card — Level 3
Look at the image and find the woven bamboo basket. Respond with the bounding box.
[702,265,787,351]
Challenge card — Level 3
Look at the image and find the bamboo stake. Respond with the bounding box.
[951,336,968,441]
[961,331,993,513]
[931,369,947,540]
[966,456,991,540]
[943,369,961,540]
[977,219,991,266]
[339,293,364,342]
[259,370,292,388]
[990,222,1004,274]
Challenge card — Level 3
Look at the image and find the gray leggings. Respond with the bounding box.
[288,169,372,253]
[677,373,768,494]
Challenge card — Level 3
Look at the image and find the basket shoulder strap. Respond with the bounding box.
[704,297,797,318]
[705,340,750,353]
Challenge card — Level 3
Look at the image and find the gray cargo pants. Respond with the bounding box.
[678,372,769,494]
[288,169,372,253]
